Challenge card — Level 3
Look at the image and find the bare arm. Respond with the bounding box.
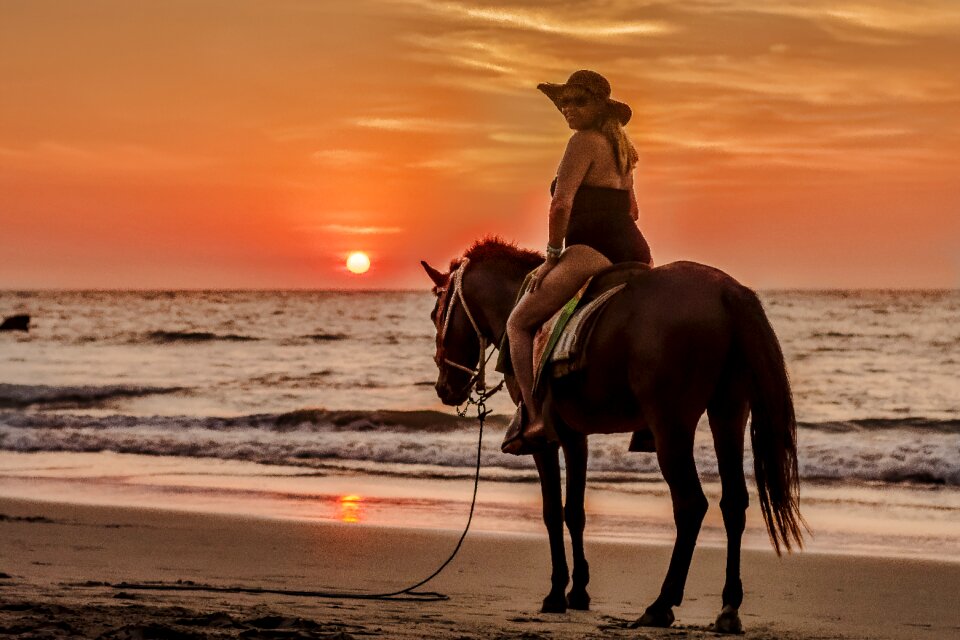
[548,131,596,250]
[528,132,598,292]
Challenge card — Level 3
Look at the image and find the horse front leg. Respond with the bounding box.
[561,432,590,610]
[533,445,568,613]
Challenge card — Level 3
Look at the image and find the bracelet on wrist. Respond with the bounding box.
[545,243,563,259]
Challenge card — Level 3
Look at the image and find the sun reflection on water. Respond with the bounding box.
[337,494,364,523]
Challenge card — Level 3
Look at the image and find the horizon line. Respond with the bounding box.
[2,286,958,294]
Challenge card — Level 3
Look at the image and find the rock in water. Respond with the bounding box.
[0,314,30,332]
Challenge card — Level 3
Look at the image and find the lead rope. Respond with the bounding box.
[107,260,501,602]
[107,381,503,603]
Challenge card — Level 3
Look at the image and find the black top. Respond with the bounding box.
[551,178,652,265]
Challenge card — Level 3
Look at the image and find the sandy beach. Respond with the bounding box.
[2,496,957,639]
[4,0,960,637]
[2,290,958,639]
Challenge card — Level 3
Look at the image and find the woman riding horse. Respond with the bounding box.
[502,70,653,455]
[422,238,805,633]
[423,71,805,633]
[422,71,804,633]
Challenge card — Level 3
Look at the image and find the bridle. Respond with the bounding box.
[435,257,498,394]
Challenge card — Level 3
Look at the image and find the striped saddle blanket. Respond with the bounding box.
[531,261,651,394]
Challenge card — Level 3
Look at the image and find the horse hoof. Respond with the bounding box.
[710,606,744,635]
[566,589,590,610]
[541,592,567,614]
[632,606,674,628]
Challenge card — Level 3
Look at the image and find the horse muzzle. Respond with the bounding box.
[435,376,472,406]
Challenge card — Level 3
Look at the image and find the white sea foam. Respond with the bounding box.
[2,289,958,486]
[2,410,957,486]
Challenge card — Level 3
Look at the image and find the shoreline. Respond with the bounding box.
[1,450,958,565]
[2,496,959,639]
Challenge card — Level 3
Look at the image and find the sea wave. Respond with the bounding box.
[144,330,260,343]
[303,333,349,342]
[1,409,957,486]
[0,384,186,409]
[4,399,950,435]
[0,408,503,433]
[246,371,334,387]
[801,418,960,433]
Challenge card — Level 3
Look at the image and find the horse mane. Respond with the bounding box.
[449,236,543,272]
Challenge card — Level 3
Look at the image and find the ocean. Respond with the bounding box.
[1,289,958,561]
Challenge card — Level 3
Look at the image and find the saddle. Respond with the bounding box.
[496,261,655,452]
[540,262,652,385]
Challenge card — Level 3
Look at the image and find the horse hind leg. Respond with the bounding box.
[561,431,590,610]
[636,422,707,628]
[533,445,569,613]
[708,389,750,634]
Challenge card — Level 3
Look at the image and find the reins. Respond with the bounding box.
[437,257,501,395]
[99,260,503,603]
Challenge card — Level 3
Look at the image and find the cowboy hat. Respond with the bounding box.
[537,69,632,126]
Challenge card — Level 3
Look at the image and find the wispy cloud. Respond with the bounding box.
[830,127,915,140]
[407,145,552,175]
[399,33,574,95]
[349,116,490,133]
[311,149,378,165]
[640,122,955,175]
[391,0,676,39]
[676,1,960,33]
[822,3,960,34]
[381,0,960,194]
[315,224,404,235]
[638,53,959,107]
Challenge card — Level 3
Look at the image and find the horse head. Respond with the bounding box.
[421,258,486,406]
[422,239,544,405]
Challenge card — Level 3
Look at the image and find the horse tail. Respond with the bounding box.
[723,285,806,555]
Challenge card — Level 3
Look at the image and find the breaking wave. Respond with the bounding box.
[800,418,960,434]
[0,384,186,409]
[1,409,957,486]
[144,331,260,344]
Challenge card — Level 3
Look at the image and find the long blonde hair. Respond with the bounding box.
[600,116,639,175]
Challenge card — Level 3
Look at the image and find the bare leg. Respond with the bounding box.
[506,246,610,444]
[507,315,539,419]
[503,374,521,406]
[533,446,568,613]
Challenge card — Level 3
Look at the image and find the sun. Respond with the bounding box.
[346,251,371,274]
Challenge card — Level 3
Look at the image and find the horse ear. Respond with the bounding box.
[421,261,448,288]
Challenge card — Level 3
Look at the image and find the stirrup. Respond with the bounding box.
[501,403,552,456]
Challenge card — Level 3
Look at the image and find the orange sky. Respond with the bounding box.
[1,0,958,289]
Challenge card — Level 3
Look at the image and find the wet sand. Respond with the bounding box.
[1,497,958,639]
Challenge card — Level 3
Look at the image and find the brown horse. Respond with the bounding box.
[422,238,804,634]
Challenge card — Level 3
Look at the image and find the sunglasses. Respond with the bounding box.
[557,94,593,108]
